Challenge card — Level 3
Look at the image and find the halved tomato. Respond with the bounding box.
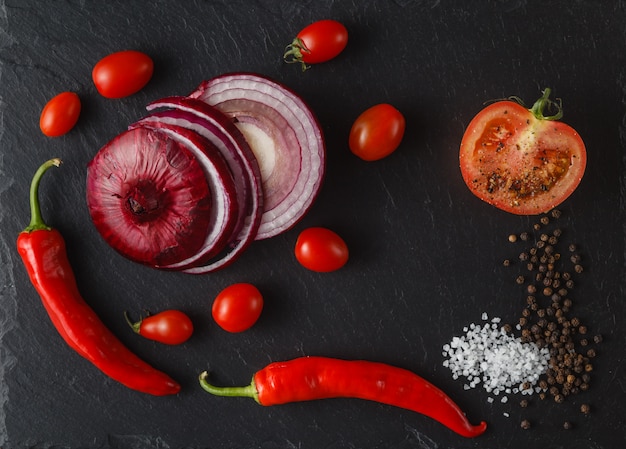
[459,89,586,215]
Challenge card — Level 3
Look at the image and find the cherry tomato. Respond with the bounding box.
[39,92,81,137]
[125,310,193,345]
[459,89,586,215]
[284,19,348,70]
[349,104,406,161]
[295,227,349,272]
[92,50,154,99]
[212,283,263,333]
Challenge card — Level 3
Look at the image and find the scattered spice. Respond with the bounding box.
[520,419,531,430]
[500,211,602,429]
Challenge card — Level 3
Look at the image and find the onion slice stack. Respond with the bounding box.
[86,73,326,273]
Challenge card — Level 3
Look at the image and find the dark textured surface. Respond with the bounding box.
[0,1,624,448]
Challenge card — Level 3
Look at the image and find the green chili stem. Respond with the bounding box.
[24,158,62,233]
[198,371,260,403]
[529,88,563,121]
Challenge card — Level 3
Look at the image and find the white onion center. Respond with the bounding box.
[236,121,276,182]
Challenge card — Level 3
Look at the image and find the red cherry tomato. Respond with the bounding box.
[92,50,154,99]
[284,20,348,70]
[459,89,586,215]
[39,92,81,137]
[125,310,193,345]
[212,283,263,333]
[295,227,349,272]
[349,104,406,161]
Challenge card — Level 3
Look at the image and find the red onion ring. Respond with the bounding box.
[189,73,326,240]
[145,96,264,273]
[128,121,239,270]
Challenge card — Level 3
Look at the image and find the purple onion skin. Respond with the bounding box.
[86,127,213,268]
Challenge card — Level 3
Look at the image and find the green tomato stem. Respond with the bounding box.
[283,37,310,71]
[529,88,563,121]
[198,371,260,403]
[23,158,62,233]
[124,311,142,334]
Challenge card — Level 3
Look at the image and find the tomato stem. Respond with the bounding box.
[529,88,563,121]
[199,371,260,403]
[23,158,62,233]
[283,37,310,71]
[124,311,142,334]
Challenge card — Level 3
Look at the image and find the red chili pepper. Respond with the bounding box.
[199,356,487,438]
[16,159,180,396]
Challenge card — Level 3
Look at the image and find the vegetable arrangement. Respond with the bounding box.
[199,356,487,438]
[17,159,180,396]
[21,14,593,441]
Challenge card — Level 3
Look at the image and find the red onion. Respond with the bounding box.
[188,73,325,240]
[128,121,240,270]
[86,126,213,267]
[143,97,264,273]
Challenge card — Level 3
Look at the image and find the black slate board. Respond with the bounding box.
[1,1,624,448]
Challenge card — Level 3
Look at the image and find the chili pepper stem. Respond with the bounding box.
[23,158,62,233]
[198,371,260,403]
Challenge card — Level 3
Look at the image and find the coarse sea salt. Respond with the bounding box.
[442,313,550,401]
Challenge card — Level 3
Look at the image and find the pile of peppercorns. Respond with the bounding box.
[502,209,601,430]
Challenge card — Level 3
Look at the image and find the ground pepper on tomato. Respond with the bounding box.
[199,356,487,438]
[459,89,586,215]
[17,159,180,396]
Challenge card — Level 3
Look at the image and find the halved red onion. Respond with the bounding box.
[86,126,213,268]
[128,121,239,270]
[188,73,326,240]
[145,96,264,274]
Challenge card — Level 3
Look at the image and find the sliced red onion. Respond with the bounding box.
[86,126,213,268]
[145,96,264,274]
[128,121,239,270]
[189,73,326,240]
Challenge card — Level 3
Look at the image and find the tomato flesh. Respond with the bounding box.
[349,104,405,161]
[212,283,264,333]
[460,99,586,215]
[92,50,154,99]
[39,92,81,137]
[295,227,349,272]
